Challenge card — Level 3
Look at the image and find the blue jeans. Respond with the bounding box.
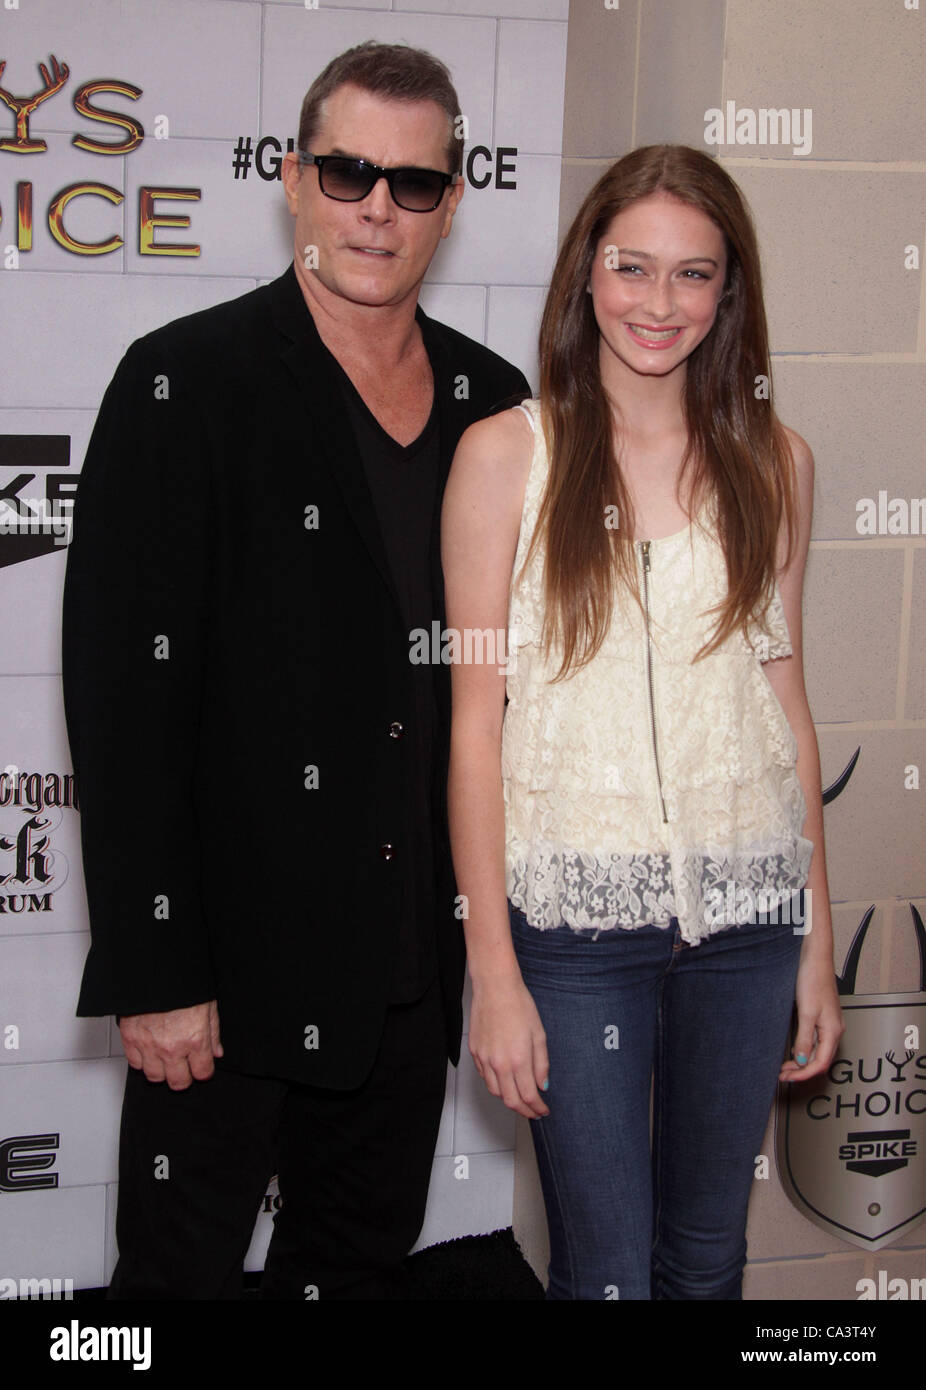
[509,898,804,1300]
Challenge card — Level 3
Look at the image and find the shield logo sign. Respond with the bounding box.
[775,904,926,1251]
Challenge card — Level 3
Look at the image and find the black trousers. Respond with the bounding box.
[107,978,447,1300]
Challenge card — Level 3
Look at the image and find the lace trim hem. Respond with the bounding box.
[507,843,813,943]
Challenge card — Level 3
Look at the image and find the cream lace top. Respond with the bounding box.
[502,399,814,944]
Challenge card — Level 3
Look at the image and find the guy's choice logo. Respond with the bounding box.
[0,53,200,258]
[776,905,926,1251]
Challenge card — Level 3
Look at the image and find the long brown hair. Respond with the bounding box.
[528,145,798,680]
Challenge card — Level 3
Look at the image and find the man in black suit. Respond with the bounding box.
[63,40,528,1299]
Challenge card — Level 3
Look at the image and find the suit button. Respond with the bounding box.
[388,721,404,739]
[380,843,396,861]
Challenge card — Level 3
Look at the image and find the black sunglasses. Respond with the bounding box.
[298,152,456,213]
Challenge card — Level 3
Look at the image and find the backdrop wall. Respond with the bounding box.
[0,0,567,1293]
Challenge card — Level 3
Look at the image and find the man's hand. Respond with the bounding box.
[119,1001,223,1090]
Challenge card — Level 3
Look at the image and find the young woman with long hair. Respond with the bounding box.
[441,145,844,1300]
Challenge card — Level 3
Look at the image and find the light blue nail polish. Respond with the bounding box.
[796,1052,808,1065]
[541,1078,549,1091]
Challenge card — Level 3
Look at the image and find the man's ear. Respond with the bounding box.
[440,175,464,239]
[281,151,303,215]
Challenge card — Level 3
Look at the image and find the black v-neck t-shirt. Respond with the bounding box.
[335,365,440,1004]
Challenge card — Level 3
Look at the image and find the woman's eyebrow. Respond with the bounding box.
[614,247,720,267]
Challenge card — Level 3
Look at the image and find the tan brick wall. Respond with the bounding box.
[514,0,926,1300]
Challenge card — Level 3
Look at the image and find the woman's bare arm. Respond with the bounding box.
[764,427,845,1081]
[441,407,550,1118]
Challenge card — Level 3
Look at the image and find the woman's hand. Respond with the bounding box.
[469,974,551,1119]
[778,953,844,1083]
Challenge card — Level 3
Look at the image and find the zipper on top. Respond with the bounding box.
[640,540,668,824]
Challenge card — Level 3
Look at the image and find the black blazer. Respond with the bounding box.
[62,264,529,1088]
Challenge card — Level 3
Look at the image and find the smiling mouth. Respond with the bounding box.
[351,247,394,257]
[626,323,683,341]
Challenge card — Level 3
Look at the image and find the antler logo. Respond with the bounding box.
[885,1048,917,1082]
[0,55,69,154]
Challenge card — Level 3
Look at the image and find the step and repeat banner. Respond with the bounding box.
[0,0,567,1294]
